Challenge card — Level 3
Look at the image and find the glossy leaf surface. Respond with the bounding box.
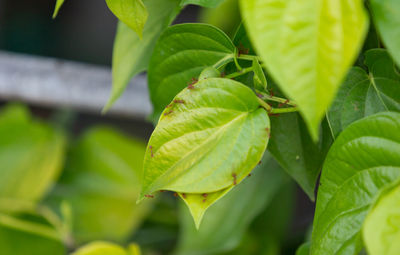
[104,0,180,111]
[240,0,369,139]
[363,181,400,255]
[370,0,400,66]
[141,78,270,225]
[46,127,153,243]
[148,23,235,120]
[311,112,400,254]
[174,153,286,255]
[328,49,400,138]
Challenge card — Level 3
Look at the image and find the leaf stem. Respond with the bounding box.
[269,106,299,114]
[237,54,263,62]
[256,91,297,106]
[233,48,243,71]
[224,66,254,79]
[213,54,234,69]
[257,97,272,112]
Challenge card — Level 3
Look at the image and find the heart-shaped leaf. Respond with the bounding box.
[240,0,369,140]
[103,0,181,112]
[363,181,400,255]
[147,23,235,121]
[106,0,148,38]
[140,78,270,225]
[0,104,66,204]
[311,112,400,254]
[46,127,153,244]
[174,153,287,254]
[327,49,400,138]
[370,0,400,66]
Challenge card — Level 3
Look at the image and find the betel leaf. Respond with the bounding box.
[327,49,400,138]
[180,0,225,8]
[363,181,400,255]
[52,0,65,18]
[0,213,65,255]
[103,0,181,112]
[140,78,270,226]
[370,0,400,66]
[240,0,369,140]
[46,127,153,244]
[72,241,141,255]
[174,153,286,255]
[311,112,400,255]
[268,113,332,200]
[106,0,148,38]
[147,23,235,121]
[0,104,66,203]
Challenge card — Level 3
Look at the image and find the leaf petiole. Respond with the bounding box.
[224,66,254,79]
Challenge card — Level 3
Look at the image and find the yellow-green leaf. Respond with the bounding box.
[140,78,270,225]
[106,0,148,38]
[363,181,400,255]
[240,0,369,140]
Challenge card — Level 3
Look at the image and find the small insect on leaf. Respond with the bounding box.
[232,173,237,185]
[202,193,208,198]
[173,99,186,104]
[149,145,154,158]
[144,194,154,198]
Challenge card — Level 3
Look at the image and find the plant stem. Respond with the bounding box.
[213,54,234,69]
[237,54,263,62]
[257,92,297,106]
[257,97,272,112]
[233,48,243,71]
[269,106,299,114]
[224,66,254,79]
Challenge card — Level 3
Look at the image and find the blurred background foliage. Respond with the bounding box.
[0,0,314,254]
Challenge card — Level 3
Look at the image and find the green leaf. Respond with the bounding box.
[363,181,400,255]
[103,0,181,112]
[147,23,235,121]
[327,49,400,138]
[73,241,140,255]
[370,0,400,66]
[240,0,369,140]
[140,78,270,226]
[311,112,400,254]
[174,153,286,255]
[0,213,65,255]
[268,113,332,200]
[296,242,310,255]
[0,104,66,203]
[52,0,65,19]
[46,127,153,244]
[106,0,148,38]
[197,0,241,37]
[180,0,226,8]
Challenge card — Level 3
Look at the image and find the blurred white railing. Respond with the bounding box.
[0,51,152,119]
